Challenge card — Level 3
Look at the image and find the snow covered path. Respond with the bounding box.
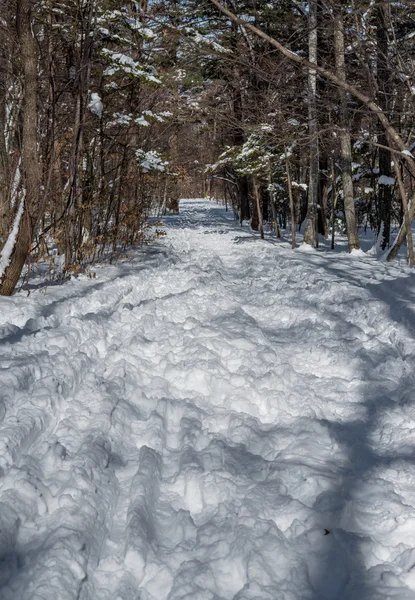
[2,199,415,600]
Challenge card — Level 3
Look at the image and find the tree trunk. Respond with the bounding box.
[392,155,415,266]
[0,87,9,241]
[239,175,250,223]
[331,159,338,250]
[286,154,296,249]
[319,154,329,238]
[0,0,41,296]
[64,1,94,269]
[253,177,264,239]
[333,5,360,251]
[0,17,11,242]
[376,2,392,250]
[261,186,269,223]
[387,187,415,261]
[304,0,319,247]
[270,197,280,238]
[230,20,250,224]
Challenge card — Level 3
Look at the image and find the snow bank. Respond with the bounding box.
[350,247,366,257]
[1,199,415,599]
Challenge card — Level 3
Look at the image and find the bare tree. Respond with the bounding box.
[333,2,360,251]
[208,0,415,260]
[0,0,41,296]
[303,0,319,247]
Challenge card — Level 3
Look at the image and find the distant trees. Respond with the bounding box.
[206,0,415,260]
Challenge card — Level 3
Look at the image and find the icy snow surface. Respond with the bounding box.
[2,199,415,599]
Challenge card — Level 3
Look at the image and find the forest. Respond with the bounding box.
[1,0,415,296]
[2,3,415,600]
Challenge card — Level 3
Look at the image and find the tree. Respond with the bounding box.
[0,0,178,295]
[0,0,41,296]
[303,0,319,247]
[376,0,393,250]
[333,1,360,251]
[208,0,415,260]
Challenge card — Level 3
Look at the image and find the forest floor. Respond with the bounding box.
[2,199,415,600]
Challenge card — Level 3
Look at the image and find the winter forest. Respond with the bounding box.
[1,1,415,599]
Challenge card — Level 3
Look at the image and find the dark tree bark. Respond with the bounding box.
[0,0,41,296]
[333,3,360,251]
[286,153,296,249]
[0,7,12,241]
[253,177,264,238]
[303,0,319,247]
[230,21,250,223]
[376,2,392,250]
[238,175,250,223]
[0,73,9,239]
[392,151,414,265]
[261,186,269,223]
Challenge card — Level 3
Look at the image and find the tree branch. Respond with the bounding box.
[208,0,415,180]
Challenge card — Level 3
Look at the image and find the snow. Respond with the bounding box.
[88,93,103,119]
[298,241,317,252]
[135,116,150,127]
[350,247,366,257]
[378,175,395,186]
[111,112,132,126]
[292,181,308,191]
[0,194,25,279]
[125,18,156,39]
[102,50,160,84]
[10,160,21,209]
[136,149,168,173]
[1,199,415,599]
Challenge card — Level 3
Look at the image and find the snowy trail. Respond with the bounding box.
[2,200,415,599]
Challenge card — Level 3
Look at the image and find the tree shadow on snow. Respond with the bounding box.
[154,204,415,599]
[175,206,415,599]
[297,255,415,600]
